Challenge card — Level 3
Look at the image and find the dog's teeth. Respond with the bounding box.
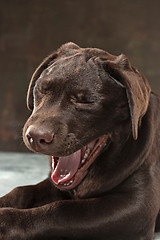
[52,162,54,169]
[67,180,73,185]
[82,149,90,163]
[81,158,85,164]
[52,158,55,169]
[29,137,34,144]
[62,179,73,187]
[84,152,88,159]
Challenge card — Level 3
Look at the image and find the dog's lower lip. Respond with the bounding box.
[51,135,109,189]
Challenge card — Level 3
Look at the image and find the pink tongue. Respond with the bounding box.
[52,150,81,184]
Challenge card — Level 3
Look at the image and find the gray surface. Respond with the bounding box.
[0,152,49,197]
[0,152,160,239]
[154,233,160,240]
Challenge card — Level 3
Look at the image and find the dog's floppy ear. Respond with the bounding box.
[99,54,151,140]
[27,52,58,111]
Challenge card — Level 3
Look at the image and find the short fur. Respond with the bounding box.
[0,42,160,240]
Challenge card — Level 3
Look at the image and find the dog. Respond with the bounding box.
[0,42,160,240]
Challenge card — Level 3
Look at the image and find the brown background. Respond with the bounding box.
[0,0,160,152]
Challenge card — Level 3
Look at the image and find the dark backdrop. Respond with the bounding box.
[0,0,160,152]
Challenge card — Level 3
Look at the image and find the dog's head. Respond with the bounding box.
[23,42,151,190]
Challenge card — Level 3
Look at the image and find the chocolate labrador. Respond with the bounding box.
[0,42,160,240]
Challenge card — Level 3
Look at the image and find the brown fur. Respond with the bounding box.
[0,42,160,240]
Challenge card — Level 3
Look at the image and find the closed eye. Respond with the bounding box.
[76,99,94,104]
[71,94,94,102]
[71,96,95,110]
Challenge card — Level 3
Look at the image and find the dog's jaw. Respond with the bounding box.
[51,135,109,190]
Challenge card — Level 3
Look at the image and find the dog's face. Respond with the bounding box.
[23,43,150,190]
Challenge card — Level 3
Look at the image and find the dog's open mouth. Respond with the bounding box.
[51,135,109,190]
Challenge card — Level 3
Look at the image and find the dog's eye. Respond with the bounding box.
[71,95,95,108]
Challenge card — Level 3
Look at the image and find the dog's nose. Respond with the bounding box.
[26,125,54,149]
